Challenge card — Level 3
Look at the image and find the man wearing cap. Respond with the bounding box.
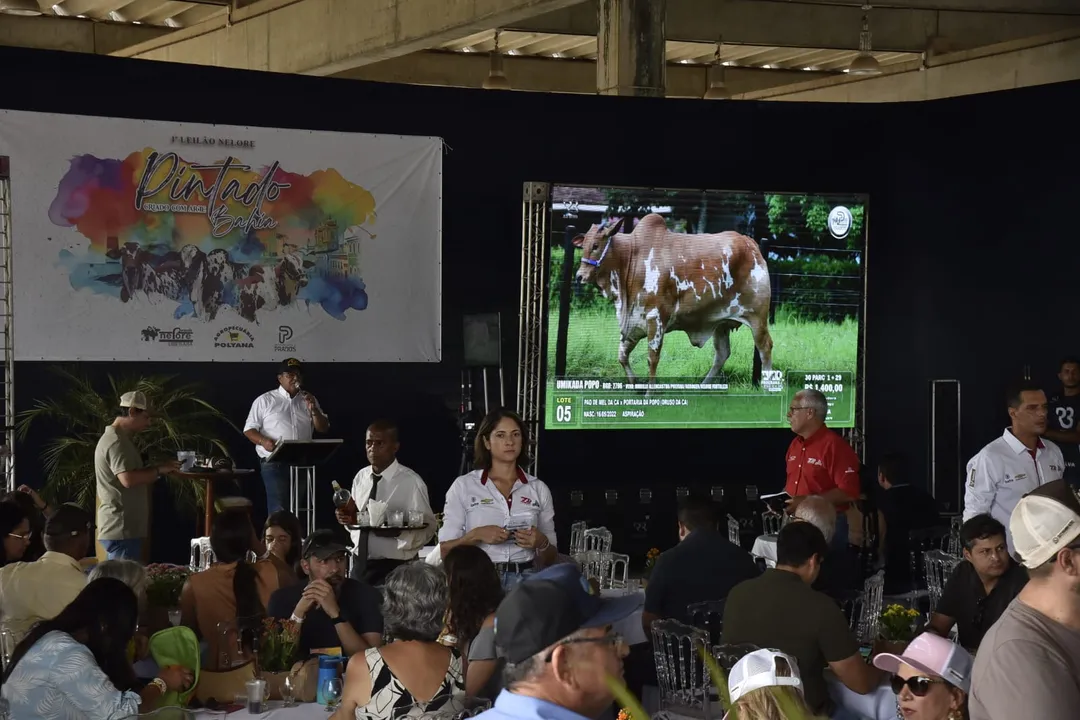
[95,391,181,561]
[968,480,1080,720]
[244,358,329,514]
[474,564,641,720]
[266,529,383,658]
[0,503,92,642]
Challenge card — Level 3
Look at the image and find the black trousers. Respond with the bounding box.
[352,557,411,586]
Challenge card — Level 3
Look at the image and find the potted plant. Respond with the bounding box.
[258,617,301,700]
[144,563,190,634]
[879,603,921,645]
[643,547,661,582]
[16,367,237,510]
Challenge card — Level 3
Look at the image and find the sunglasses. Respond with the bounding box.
[890,675,947,697]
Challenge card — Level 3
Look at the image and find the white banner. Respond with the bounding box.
[0,110,442,362]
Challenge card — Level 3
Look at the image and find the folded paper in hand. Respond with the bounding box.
[505,514,533,531]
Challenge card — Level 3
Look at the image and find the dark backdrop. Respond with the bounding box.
[2,45,1077,562]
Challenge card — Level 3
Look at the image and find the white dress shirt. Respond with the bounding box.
[438,468,557,564]
[349,460,435,561]
[244,386,326,460]
[964,428,1065,552]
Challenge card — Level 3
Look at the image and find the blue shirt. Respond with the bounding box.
[1,630,141,719]
[476,690,594,720]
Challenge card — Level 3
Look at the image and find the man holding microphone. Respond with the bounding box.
[244,358,330,514]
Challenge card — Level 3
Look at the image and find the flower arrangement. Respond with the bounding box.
[644,547,661,577]
[258,617,301,673]
[145,563,190,608]
[879,604,921,643]
[617,709,633,720]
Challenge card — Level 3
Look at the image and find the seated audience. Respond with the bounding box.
[1,578,192,719]
[925,514,1027,652]
[727,649,816,720]
[471,563,640,720]
[876,453,941,593]
[264,509,303,587]
[642,495,759,631]
[444,545,505,699]
[0,504,92,642]
[268,529,383,659]
[3,486,51,562]
[796,495,860,602]
[723,521,884,720]
[334,563,465,720]
[180,509,279,669]
[0,501,31,567]
[873,633,971,720]
[969,480,1080,720]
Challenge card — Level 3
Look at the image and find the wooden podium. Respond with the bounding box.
[176,468,255,534]
[265,439,343,535]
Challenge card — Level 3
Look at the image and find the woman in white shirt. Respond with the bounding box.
[438,409,557,589]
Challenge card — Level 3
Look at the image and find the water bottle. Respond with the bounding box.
[331,481,352,509]
[315,655,345,706]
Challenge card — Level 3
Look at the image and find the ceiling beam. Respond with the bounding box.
[112,0,590,75]
[512,0,1080,53]
[333,50,832,97]
[0,14,169,54]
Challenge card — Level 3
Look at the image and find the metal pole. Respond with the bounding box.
[482,367,490,413]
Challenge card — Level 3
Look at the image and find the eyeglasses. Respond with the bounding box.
[544,632,625,662]
[787,406,812,414]
[890,675,947,697]
[7,532,30,542]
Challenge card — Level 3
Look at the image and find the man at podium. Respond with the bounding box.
[244,358,330,514]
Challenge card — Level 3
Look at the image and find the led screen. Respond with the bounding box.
[544,185,866,430]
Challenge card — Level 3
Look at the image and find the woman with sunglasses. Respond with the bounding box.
[0,500,31,567]
[873,633,972,720]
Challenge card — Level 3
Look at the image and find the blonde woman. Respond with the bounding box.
[727,649,825,720]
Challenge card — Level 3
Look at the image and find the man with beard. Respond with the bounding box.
[964,380,1065,553]
[335,420,435,585]
[1045,357,1080,489]
[925,514,1028,652]
[267,530,383,657]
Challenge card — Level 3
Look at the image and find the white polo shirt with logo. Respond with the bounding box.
[963,429,1065,553]
[438,468,557,565]
[244,385,326,460]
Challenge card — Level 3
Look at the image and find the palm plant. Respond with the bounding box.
[16,367,239,510]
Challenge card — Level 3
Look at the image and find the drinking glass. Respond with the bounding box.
[168,608,182,627]
[322,676,343,712]
[387,510,405,528]
[408,510,425,527]
[245,678,267,714]
[282,672,297,707]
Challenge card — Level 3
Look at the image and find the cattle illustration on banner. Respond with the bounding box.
[0,110,442,362]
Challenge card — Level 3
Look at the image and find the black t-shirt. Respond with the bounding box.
[1048,391,1080,478]
[936,560,1028,652]
[879,484,941,593]
[644,529,760,625]
[267,578,384,657]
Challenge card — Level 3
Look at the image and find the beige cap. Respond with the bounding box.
[1010,480,1080,569]
[119,390,148,410]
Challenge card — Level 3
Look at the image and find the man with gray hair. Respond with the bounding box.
[794,495,837,544]
[474,564,641,720]
[784,388,861,549]
[795,495,859,601]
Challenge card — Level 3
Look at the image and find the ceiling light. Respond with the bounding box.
[761,64,773,69]
[551,52,562,58]
[722,61,733,67]
[703,37,732,100]
[462,46,474,53]
[0,0,44,16]
[679,59,690,64]
[483,29,512,91]
[508,49,519,56]
[847,3,883,76]
[51,3,67,15]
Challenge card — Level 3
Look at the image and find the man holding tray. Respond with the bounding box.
[336,420,435,585]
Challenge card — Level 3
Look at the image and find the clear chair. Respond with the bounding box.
[906,526,951,597]
[213,616,263,671]
[851,570,885,644]
[569,521,587,555]
[583,527,613,553]
[924,550,962,614]
[687,600,726,647]
[605,553,630,590]
[651,619,715,719]
[726,515,740,546]
[189,537,214,572]
[761,510,783,535]
[946,516,963,557]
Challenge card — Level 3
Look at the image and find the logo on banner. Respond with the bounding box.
[275,325,296,353]
[140,326,194,346]
[828,206,853,239]
[214,326,254,349]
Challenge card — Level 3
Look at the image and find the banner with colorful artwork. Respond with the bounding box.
[0,110,442,362]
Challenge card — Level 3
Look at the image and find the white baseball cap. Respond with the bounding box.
[727,649,803,704]
[119,390,148,410]
[1010,480,1080,569]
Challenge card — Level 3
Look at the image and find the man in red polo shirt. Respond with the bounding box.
[784,389,861,548]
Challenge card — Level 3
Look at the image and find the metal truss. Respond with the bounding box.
[0,158,14,490]
[517,182,550,475]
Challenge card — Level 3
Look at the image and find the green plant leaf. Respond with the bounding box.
[604,674,650,720]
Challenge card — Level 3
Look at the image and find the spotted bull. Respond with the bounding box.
[574,214,773,388]
[236,252,314,322]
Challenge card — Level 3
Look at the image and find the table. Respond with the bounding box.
[600,588,646,645]
[751,534,778,568]
[195,702,325,718]
[177,469,255,533]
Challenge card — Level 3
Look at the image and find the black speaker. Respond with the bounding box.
[931,379,962,513]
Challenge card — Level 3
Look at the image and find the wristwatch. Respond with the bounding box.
[330,615,348,626]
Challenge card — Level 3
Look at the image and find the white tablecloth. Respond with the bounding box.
[600,588,646,645]
[195,702,325,718]
[827,674,897,720]
[751,534,778,568]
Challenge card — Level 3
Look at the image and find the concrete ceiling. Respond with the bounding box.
[2,0,1079,101]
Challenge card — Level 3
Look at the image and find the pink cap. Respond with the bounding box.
[872,633,973,693]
